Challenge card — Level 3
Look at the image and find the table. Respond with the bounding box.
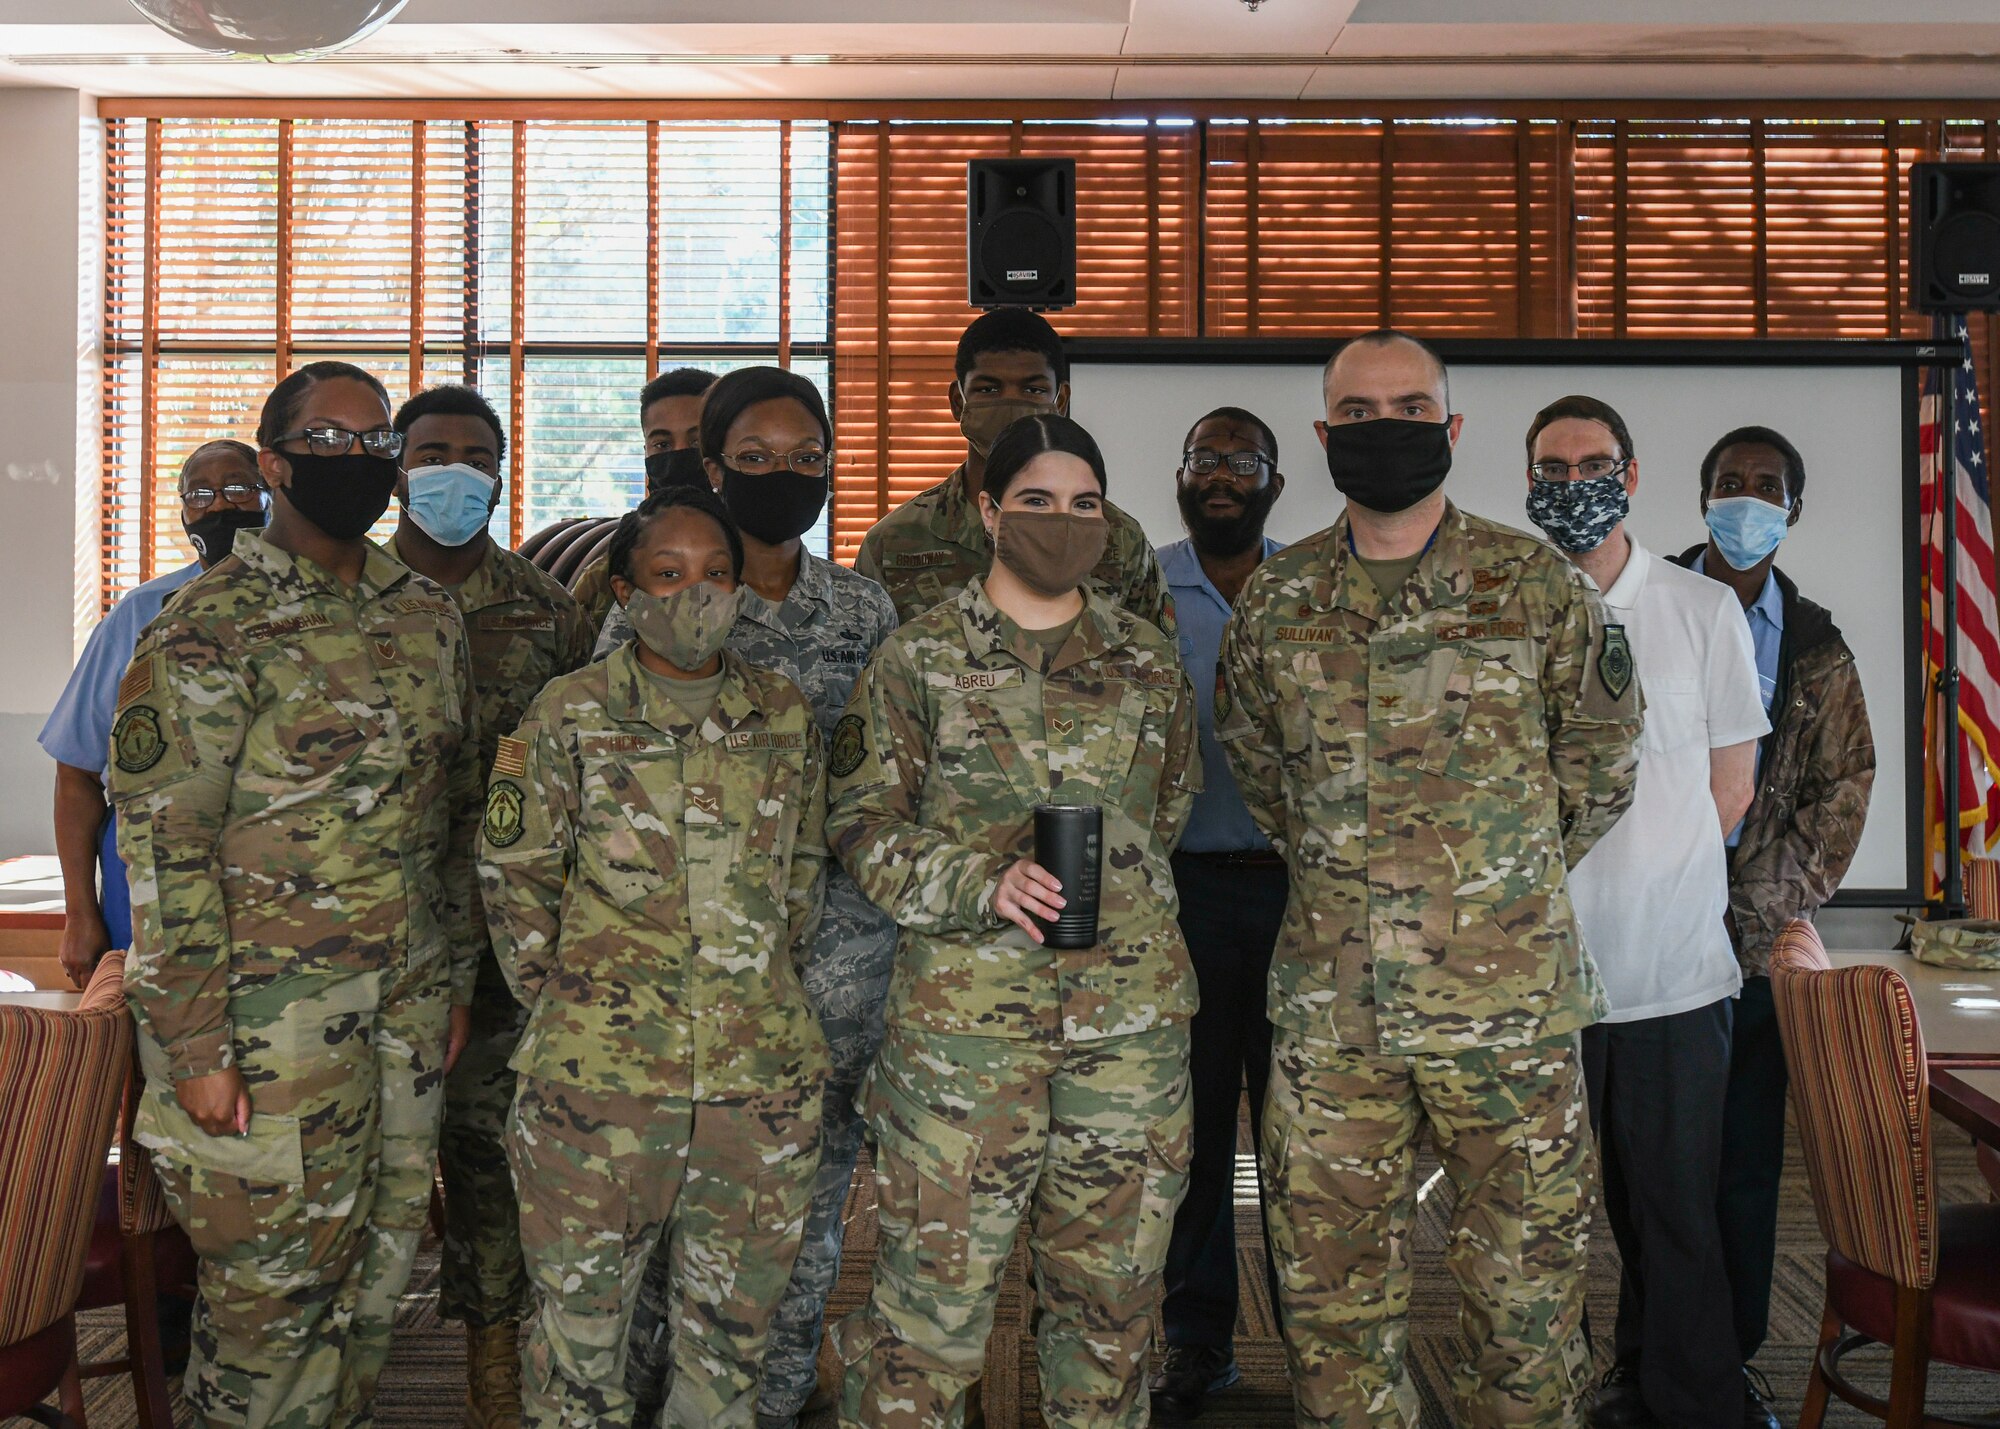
[0,988,82,1013]
[1930,1067,2000,1150]
[1828,952,2000,1065]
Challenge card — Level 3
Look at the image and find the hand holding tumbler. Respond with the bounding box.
[1033,804,1102,949]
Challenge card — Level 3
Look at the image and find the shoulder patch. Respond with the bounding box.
[111,705,167,774]
[493,735,529,780]
[1598,624,1634,700]
[117,661,154,706]
[1213,664,1232,725]
[829,713,868,778]
[483,780,527,848]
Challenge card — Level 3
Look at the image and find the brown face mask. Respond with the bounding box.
[992,511,1109,598]
[957,395,1049,458]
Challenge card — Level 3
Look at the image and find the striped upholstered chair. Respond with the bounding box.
[0,953,135,1429]
[1769,919,2000,1429]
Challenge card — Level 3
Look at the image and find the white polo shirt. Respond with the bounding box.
[1570,540,1771,1024]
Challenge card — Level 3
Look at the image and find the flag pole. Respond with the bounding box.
[1940,324,1966,918]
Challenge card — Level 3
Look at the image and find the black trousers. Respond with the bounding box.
[1582,996,1740,1428]
[1160,852,1286,1351]
[1716,974,1789,1363]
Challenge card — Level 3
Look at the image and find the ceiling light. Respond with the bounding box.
[125,0,408,59]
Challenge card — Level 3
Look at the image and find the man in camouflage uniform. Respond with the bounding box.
[108,361,485,1429]
[569,367,715,632]
[599,549,900,1429]
[827,571,1201,1429]
[853,307,1173,633]
[479,507,831,1429]
[1219,330,1643,1429]
[390,384,596,1429]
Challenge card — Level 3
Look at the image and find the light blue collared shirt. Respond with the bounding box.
[38,561,203,948]
[1696,548,1784,845]
[1161,535,1283,854]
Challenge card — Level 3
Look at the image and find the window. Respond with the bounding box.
[100,116,832,605]
[101,104,2000,600]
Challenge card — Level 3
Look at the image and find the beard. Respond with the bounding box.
[1177,476,1278,558]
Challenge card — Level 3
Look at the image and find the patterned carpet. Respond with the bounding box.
[45,1119,2000,1428]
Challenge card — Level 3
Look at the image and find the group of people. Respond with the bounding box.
[38,304,1875,1429]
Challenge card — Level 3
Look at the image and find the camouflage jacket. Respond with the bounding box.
[391,533,595,776]
[1670,547,1875,977]
[477,644,830,1100]
[853,465,1175,635]
[107,530,484,1080]
[1219,503,1643,1055]
[568,548,618,638]
[597,549,903,968]
[827,577,1200,1043]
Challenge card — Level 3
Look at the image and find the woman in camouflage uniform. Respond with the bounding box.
[826,413,1202,1429]
[599,368,902,1429]
[477,486,828,1429]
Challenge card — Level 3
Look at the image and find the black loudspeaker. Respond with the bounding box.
[968,158,1076,310]
[1912,162,2000,313]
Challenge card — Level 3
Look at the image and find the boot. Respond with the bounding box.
[465,1321,524,1429]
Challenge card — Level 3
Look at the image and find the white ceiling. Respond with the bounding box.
[1,0,1997,102]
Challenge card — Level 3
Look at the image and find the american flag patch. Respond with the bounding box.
[118,661,153,705]
[493,735,529,779]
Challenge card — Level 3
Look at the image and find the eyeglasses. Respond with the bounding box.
[181,482,269,512]
[727,447,829,478]
[270,426,406,460]
[1183,448,1273,479]
[1529,457,1630,483]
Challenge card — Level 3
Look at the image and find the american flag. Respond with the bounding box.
[1921,314,2000,897]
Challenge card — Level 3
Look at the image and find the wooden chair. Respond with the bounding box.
[1769,919,2000,1429]
[0,954,136,1429]
[71,1026,198,1429]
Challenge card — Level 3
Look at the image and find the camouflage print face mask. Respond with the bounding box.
[623,581,742,671]
[1526,471,1629,554]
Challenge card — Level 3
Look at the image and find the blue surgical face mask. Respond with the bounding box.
[1704,495,1791,571]
[405,462,498,548]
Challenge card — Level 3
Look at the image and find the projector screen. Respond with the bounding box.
[1067,338,1924,902]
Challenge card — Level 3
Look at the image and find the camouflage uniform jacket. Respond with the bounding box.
[1670,547,1875,977]
[853,465,1176,634]
[827,577,1201,1043]
[1219,502,1644,1056]
[568,547,618,639]
[392,532,596,779]
[107,529,485,1080]
[597,548,903,965]
[477,643,831,1101]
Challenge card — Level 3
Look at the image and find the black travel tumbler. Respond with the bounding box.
[1033,803,1103,950]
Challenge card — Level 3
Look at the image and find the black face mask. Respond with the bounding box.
[275,451,401,540]
[719,465,828,546]
[1176,473,1279,559]
[645,447,709,495]
[1322,418,1454,514]
[184,507,268,564]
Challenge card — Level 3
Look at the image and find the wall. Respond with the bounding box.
[0,89,93,858]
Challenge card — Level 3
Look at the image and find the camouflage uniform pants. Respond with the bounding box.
[624,889,895,1427]
[1263,1028,1595,1429]
[834,1021,1193,1429]
[438,952,531,1326]
[135,955,450,1429]
[508,1076,820,1429]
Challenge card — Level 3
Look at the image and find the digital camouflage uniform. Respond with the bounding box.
[478,643,830,1429]
[390,533,597,1331]
[853,465,1175,634]
[826,577,1201,1429]
[108,529,485,1429]
[599,551,902,1427]
[1218,503,1644,1429]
